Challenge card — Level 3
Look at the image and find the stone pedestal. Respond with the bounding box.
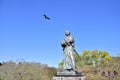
[53,71,86,80]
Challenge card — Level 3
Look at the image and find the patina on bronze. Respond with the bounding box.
[61,30,77,72]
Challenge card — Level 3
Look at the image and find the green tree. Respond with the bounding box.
[58,60,64,71]
[81,50,112,67]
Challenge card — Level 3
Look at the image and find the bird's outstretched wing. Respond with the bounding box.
[43,14,50,20]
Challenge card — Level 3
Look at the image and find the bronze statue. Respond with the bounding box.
[61,30,77,71]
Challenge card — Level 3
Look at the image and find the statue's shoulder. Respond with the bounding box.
[69,35,74,41]
[69,35,74,39]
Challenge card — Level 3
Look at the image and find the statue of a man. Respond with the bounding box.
[61,30,76,71]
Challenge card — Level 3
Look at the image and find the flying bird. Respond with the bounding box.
[43,14,50,20]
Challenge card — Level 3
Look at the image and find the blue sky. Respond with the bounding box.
[0,0,120,67]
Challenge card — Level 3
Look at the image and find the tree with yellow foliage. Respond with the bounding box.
[81,50,112,67]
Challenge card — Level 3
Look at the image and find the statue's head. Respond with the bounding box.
[65,30,70,36]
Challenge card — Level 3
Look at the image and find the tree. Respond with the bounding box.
[81,50,112,67]
[58,60,64,71]
[0,61,57,80]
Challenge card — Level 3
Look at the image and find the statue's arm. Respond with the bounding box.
[61,40,67,48]
[69,36,75,47]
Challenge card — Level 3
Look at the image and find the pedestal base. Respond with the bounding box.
[53,76,86,80]
[53,71,86,80]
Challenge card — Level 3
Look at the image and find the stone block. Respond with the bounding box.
[53,76,86,80]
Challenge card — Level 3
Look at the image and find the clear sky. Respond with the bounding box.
[0,0,120,67]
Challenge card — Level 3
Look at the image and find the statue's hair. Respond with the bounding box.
[65,30,70,36]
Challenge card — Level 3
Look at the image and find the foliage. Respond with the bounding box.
[80,50,112,67]
[58,60,64,71]
[86,57,120,80]
[0,61,57,80]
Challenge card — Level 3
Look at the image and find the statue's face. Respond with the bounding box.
[65,30,70,36]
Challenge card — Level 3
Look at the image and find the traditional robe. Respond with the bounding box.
[61,35,76,71]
